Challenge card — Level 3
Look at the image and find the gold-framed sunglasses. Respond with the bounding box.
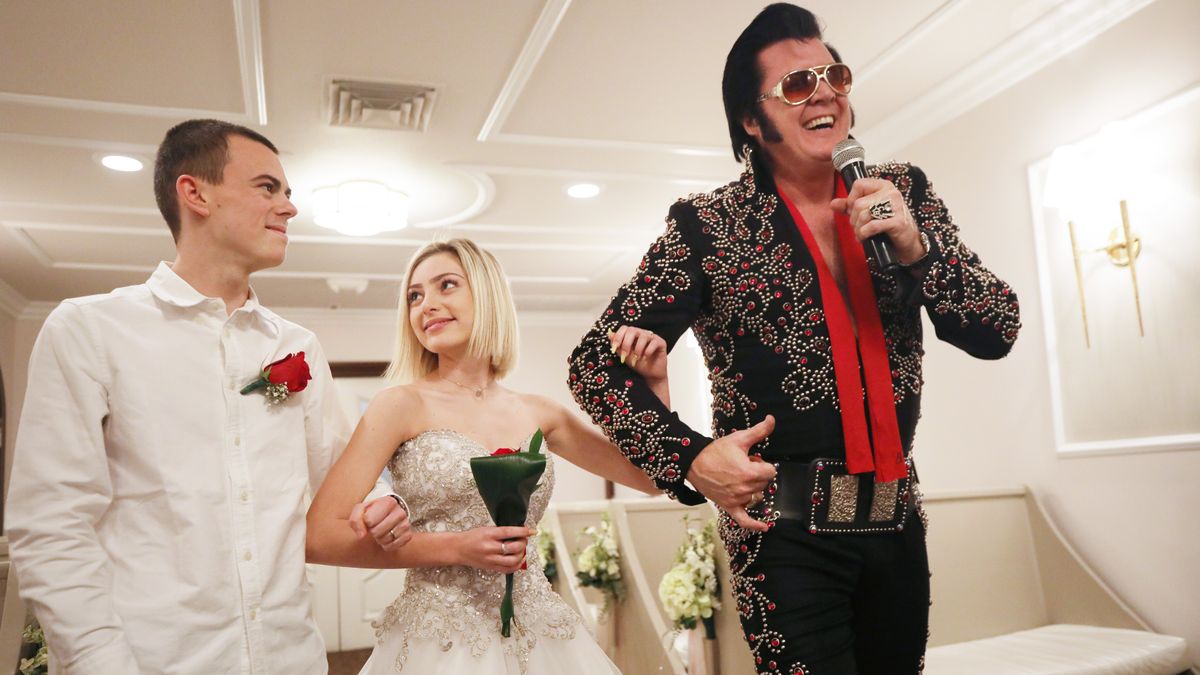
[757,63,853,106]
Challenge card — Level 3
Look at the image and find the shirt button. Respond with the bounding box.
[249,608,258,620]
[244,551,252,561]
[241,491,250,502]
[234,436,241,447]
[229,378,238,391]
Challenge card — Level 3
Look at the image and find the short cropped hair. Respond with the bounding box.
[153,119,279,241]
[386,238,519,383]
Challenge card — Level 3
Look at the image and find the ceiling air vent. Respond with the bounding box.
[326,79,437,131]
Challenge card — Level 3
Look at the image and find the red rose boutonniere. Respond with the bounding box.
[240,352,311,405]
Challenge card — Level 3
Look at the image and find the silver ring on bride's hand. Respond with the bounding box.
[500,541,509,555]
[869,199,894,221]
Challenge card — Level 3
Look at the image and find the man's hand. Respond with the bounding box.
[348,496,411,550]
[830,177,926,264]
[686,415,777,532]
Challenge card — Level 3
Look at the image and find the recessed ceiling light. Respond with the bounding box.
[567,183,601,199]
[100,154,144,172]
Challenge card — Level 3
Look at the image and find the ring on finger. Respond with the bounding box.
[389,528,399,541]
[500,541,509,556]
[868,199,894,221]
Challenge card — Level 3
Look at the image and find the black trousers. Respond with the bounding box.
[735,510,930,675]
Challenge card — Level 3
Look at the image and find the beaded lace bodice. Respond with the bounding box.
[372,429,579,672]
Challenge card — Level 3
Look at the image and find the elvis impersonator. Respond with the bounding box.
[568,4,1020,674]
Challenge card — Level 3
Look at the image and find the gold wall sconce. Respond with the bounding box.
[1065,199,1144,348]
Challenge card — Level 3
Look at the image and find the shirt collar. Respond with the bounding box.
[147,262,209,308]
[147,262,278,334]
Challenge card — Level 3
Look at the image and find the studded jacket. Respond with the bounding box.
[567,152,1021,504]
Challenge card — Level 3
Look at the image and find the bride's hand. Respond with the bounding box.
[455,526,533,573]
[609,326,668,383]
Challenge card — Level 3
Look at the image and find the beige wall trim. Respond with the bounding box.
[922,486,1027,502]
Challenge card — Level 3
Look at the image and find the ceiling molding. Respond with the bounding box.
[0,200,159,216]
[477,0,574,142]
[476,0,727,156]
[0,2,262,124]
[0,90,251,123]
[0,132,159,155]
[854,0,968,84]
[434,221,652,235]
[454,162,727,186]
[860,0,1158,158]
[484,131,727,157]
[233,0,269,125]
[409,168,495,229]
[3,258,596,287]
[3,221,163,237]
[1,213,657,238]
[2,220,643,252]
[7,227,53,265]
[0,277,28,318]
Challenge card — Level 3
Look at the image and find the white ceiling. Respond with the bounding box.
[0,0,1156,314]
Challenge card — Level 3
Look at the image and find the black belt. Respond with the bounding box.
[769,457,918,534]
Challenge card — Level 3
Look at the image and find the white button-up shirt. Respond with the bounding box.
[7,263,351,674]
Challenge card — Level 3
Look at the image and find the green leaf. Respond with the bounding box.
[469,451,547,639]
[239,377,267,395]
[528,428,544,455]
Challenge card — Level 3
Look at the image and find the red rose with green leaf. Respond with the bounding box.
[241,352,311,404]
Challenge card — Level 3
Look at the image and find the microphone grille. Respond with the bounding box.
[832,139,865,171]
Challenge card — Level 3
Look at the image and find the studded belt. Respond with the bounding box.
[773,457,917,534]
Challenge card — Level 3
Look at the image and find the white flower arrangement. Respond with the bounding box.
[575,512,625,617]
[534,528,558,582]
[658,516,721,637]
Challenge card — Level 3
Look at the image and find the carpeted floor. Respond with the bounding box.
[327,649,371,675]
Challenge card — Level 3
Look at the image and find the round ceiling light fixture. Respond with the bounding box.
[566,182,601,199]
[312,180,409,237]
[99,154,144,172]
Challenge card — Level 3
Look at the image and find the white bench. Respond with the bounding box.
[540,500,618,655]
[922,487,1191,674]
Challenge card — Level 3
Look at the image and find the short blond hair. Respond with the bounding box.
[386,238,519,382]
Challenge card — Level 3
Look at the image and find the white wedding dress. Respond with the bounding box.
[360,429,620,675]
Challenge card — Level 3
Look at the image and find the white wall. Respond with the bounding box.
[892,0,1199,664]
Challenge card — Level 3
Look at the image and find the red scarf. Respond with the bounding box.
[776,175,907,483]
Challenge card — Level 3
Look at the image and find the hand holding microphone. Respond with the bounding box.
[830,139,926,271]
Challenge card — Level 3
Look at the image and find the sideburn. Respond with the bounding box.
[753,108,784,144]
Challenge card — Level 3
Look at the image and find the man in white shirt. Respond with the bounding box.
[6,119,410,674]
